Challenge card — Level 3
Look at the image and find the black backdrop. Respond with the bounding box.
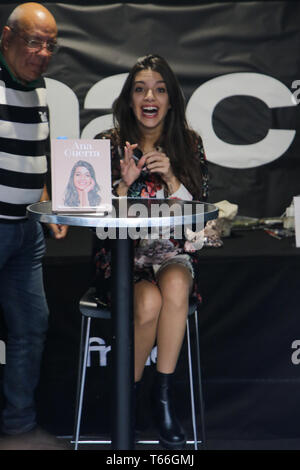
[1,1,299,216]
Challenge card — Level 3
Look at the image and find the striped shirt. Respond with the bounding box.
[0,53,48,220]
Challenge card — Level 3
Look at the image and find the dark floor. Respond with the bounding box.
[67,436,300,451]
[2,429,300,451]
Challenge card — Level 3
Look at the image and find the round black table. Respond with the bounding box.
[27,198,218,449]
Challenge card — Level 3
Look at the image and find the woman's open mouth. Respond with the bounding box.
[141,106,158,118]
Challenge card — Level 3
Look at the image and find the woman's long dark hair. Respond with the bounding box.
[112,54,204,199]
[64,160,101,207]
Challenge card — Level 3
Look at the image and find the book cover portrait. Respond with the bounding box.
[51,139,112,213]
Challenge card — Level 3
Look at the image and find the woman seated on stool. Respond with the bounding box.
[94,54,208,449]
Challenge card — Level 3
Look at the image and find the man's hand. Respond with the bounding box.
[47,223,68,239]
[40,185,68,239]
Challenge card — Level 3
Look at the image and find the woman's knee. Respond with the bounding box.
[158,265,192,304]
[134,281,162,326]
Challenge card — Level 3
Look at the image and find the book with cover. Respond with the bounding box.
[51,139,112,213]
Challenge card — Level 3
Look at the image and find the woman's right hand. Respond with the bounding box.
[119,141,147,192]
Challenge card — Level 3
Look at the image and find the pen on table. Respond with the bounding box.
[264,228,281,239]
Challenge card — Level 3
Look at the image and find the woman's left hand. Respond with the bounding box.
[144,149,180,194]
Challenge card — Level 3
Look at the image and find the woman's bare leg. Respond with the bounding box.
[156,264,193,373]
[134,280,162,382]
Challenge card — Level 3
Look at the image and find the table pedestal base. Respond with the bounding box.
[111,237,134,450]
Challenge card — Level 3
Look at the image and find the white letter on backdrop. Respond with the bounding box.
[45,78,80,139]
[186,72,296,169]
[82,73,128,138]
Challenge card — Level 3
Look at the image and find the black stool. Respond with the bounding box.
[73,287,206,450]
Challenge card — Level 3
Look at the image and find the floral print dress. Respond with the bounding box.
[93,128,208,307]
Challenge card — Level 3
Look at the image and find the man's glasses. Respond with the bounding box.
[10,27,58,54]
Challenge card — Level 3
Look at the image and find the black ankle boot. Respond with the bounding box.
[151,371,186,449]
